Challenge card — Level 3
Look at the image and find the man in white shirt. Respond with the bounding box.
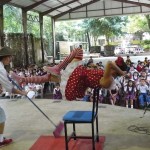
[0,47,27,147]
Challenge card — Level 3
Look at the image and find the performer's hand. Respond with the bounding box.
[21,90,28,96]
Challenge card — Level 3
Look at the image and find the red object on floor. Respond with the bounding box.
[30,136,105,150]
[0,138,13,147]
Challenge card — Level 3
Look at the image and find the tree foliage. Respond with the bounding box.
[82,16,127,45]
[4,5,22,33]
[124,15,149,33]
[4,5,52,40]
[145,14,150,31]
[55,20,85,42]
[123,15,150,42]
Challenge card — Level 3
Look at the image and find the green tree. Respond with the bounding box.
[43,16,53,56]
[55,20,85,42]
[27,11,40,37]
[82,16,127,46]
[4,5,22,33]
[86,19,102,46]
[100,17,127,45]
[79,19,92,50]
[145,14,150,31]
[124,15,148,33]
[124,15,149,41]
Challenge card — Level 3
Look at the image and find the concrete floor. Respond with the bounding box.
[0,98,150,150]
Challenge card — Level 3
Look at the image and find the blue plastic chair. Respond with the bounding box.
[63,88,99,150]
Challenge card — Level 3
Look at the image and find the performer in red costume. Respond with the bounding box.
[65,61,125,100]
[11,48,126,101]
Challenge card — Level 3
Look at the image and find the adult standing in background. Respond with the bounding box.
[0,47,27,147]
[88,56,94,64]
[126,55,132,66]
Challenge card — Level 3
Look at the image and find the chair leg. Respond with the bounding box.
[96,116,99,142]
[73,123,76,140]
[64,122,69,150]
[92,122,95,150]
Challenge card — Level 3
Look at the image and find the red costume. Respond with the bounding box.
[65,65,104,100]
[136,65,144,72]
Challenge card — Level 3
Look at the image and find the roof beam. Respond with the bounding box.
[0,0,11,5]
[113,0,150,7]
[54,0,100,19]
[23,0,49,11]
[41,0,79,16]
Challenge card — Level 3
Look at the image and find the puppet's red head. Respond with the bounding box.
[115,56,124,66]
[115,56,127,71]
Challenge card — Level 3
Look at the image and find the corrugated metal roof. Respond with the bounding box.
[1,0,150,21]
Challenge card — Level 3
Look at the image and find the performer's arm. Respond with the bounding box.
[100,61,126,89]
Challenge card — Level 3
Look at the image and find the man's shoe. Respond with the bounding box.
[0,138,13,147]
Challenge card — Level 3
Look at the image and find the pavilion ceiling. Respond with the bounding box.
[1,0,150,21]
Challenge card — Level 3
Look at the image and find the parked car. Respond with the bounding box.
[125,45,144,55]
[114,46,124,55]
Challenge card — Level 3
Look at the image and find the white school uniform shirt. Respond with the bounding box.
[129,68,137,75]
[35,84,43,90]
[108,78,118,90]
[115,77,121,88]
[124,86,136,93]
[119,76,128,87]
[53,88,61,95]
[0,62,13,93]
[137,84,149,93]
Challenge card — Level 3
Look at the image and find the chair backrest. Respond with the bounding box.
[92,88,99,121]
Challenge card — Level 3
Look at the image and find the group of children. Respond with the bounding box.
[82,56,150,109]
[0,66,63,100]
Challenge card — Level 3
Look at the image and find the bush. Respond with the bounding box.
[142,40,150,45]
[141,40,150,51]
[143,45,150,51]
[131,40,141,45]
[109,42,120,46]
